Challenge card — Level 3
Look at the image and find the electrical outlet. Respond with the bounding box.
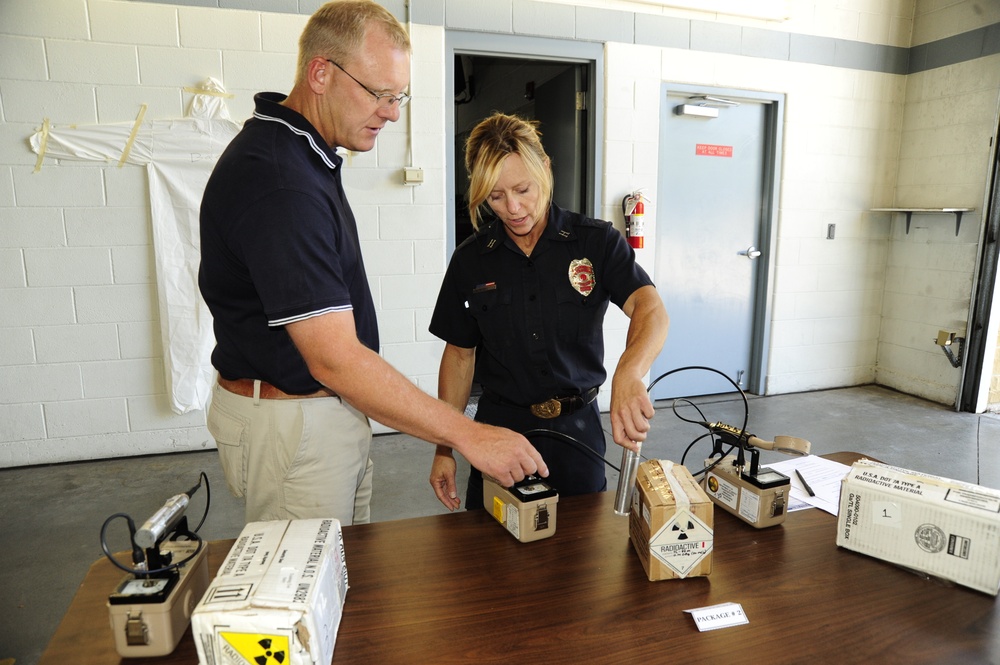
[403,167,424,185]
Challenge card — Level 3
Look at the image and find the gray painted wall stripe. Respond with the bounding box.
[909,23,1000,73]
[134,0,997,74]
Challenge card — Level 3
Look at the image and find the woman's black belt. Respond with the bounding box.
[482,386,599,419]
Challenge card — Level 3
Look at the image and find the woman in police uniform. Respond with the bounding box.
[429,113,668,511]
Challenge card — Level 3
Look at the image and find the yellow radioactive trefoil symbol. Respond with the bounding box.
[220,632,290,665]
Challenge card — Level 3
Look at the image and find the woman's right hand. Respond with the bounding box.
[430,446,461,511]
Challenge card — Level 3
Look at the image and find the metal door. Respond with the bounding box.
[650,85,779,400]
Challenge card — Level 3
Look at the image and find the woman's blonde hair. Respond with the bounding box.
[464,113,553,229]
[295,0,410,86]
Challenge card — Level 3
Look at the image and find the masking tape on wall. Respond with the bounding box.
[33,118,50,173]
[118,104,148,168]
[183,86,234,98]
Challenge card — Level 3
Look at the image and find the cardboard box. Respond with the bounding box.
[629,459,714,581]
[837,459,1000,595]
[191,519,348,665]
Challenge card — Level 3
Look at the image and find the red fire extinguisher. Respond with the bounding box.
[622,191,646,249]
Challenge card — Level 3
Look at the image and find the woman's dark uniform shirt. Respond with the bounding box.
[199,92,378,395]
[430,203,653,405]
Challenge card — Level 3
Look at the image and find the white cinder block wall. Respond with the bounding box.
[876,1,1000,406]
[1,0,998,467]
[343,20,450,397]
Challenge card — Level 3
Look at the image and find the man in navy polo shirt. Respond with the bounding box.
[199,0,547,526]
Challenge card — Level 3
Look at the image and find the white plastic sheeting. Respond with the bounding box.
[29,79,241,414]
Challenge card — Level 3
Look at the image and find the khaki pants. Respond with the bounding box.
[207,381,373,525]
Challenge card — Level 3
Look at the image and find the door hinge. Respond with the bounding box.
[576,92,587,111]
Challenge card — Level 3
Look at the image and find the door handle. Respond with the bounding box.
[738,246,762,259]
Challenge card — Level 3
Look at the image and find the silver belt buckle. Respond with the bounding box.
[530,398,562,419]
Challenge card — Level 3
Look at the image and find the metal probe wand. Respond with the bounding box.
[134,478,203,550]
[614,443,642,516]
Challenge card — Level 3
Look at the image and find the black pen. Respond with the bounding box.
[795,469,816,497]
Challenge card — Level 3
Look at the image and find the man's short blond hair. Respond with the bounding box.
[464,113,553,230]
[295,0,410,85]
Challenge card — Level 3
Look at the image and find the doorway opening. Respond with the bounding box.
[445,32,603,252]
[451,54,591,246]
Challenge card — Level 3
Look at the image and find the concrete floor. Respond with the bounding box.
[3,385,999,665]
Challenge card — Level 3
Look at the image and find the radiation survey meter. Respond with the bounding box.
[100,473,212,657]
[700,421,810,528]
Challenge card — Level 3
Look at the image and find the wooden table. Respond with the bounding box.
[41,453,999,664]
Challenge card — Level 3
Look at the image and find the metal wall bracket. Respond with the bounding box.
[872,208,974,236]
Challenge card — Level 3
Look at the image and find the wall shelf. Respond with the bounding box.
[871,208,974,236]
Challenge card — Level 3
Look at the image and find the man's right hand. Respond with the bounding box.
[460,424,548,488]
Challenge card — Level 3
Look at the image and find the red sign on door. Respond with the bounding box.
[696,143,733,157]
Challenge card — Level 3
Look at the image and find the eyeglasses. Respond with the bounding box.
[326,59,411,109]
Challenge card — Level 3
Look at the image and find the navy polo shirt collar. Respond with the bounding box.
[476,202,576,254]
[252,92,343,172]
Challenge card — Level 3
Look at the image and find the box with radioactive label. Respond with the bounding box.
[837,459,1000,596]
[191,518,348,665]
[628,459,714,581]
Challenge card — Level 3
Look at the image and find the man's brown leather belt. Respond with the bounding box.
[483,386,599,419]
[218,377,335,400]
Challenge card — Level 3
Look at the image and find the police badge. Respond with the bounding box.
[569,258,595,295]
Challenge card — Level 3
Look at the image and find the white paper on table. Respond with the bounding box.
[766,454,853,516]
